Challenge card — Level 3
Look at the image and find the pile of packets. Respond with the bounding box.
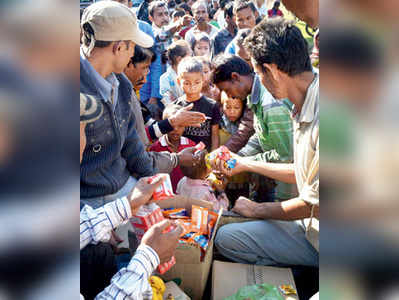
[163,205,218,261]
[205,145,237,170]
[131,174,176,274]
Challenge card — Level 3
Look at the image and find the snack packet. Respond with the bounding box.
[191,205,209,235]
[148,173,174,201]
[158,256,176,274]
[205,146,236,170]
[131,203,163,230]
[162,208,189,219]
[190,233,210,252]
[207,210,218,238]
[175,219,193,236]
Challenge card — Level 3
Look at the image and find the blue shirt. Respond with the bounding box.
[80,48,119,110]
[138,20,162,102]
[225,40,236,55]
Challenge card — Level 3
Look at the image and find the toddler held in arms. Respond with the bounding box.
[177,150,229,211]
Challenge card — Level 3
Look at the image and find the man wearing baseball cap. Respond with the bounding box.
[80,1,161,207]
[80,93,183,299]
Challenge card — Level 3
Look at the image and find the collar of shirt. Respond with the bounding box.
[80,48,120,107]
[160,135,190,148]
[249,75,261,105]
[294,73,319,124]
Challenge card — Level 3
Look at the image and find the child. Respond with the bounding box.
[160,40,192,106]
[219,91,250,205]
[219,91,244,145]
[189,32,211,57]
[197,56,221,102]
[175,56,221,151]
[149,104,196,192]
[177,150,229,211]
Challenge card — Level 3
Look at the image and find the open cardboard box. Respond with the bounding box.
[156,195,223,300]
[212,261,299,300]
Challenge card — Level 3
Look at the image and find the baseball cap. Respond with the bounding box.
[81,1,153,56]
[80,93,104,123]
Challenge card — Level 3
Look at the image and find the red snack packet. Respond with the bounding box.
[194,142,206,154]
[131,203,162,230]
[148,173,174,201]
[158,256,176,274]
[191,205,209,235]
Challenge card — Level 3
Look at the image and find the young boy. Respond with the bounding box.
[175,56,221,151]
[219,91,244,145]
[149,104,196,192]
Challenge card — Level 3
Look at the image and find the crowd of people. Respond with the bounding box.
[80,0,319,299]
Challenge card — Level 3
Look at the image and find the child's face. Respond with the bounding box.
[202,63,211,85]
[167,125,185,144]
[194,40,211,57]
[178,72,204,98]
[221,92,243,122]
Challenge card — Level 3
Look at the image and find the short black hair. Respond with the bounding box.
[212,54,253,84]
[244,18,312,76]
[130,45,156,66]
[149,0,167,17]
[322,26,382,71]
[172,9,185,19]
[224,2,234,19]
[165,40,191,66]
[233,0,257,15]
[180,150,208,180]
[177,3,192,15]
[235,28,251,46]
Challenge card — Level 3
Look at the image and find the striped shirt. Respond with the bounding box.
[80,199,160,299]
[239,76,297,200]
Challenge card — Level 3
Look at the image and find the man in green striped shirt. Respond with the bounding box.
[212,55,297,201]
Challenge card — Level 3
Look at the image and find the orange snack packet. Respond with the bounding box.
[175,219,193,237]
[191,205,209,235]
[207,210,218,237]
[148,173,174,201]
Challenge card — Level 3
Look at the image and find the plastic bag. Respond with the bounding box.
[223,283,284,300]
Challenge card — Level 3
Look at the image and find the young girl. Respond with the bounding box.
[175,56,221,151]
[160,40,192,106]
[177,150,229,211]
[197,56,221,102]
[189,32,212,57]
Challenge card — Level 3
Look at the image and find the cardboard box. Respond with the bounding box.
[212,261,298,300]
[157,195,222,300]
[163,281,190,300]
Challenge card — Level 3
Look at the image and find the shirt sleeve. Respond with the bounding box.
[122,114,157,177]
[80,197,132,250]
[237,133,263,157]
[95,244,160,300]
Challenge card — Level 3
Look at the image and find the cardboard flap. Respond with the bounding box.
[156,195,213,214]
[212,261,298,300]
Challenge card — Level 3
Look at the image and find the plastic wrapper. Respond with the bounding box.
[207,210,218,237]
[148,173,174,201]
[158,256,176,275]
[162,208,189,219]
[175,219,193,237]
[191,205,209,235]
[131,203,164,231]
[190,233,210,252]
[205,146,236,170]
[224,283,284,300]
